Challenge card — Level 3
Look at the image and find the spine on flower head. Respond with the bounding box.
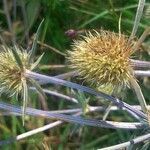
[67,30,135,90]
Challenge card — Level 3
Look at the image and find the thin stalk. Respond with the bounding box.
[132,27,150,51]
[36,40,66,56]
[131,59,150,69]
[36,71,77,85]
[30,87,78,103]
[129,0,146,40]
[0,121,62,146]
[100,133,150,150]
[134,70,150,77]
[54,71,78,79]
[103,102,113,120]
[39,65,66,70]
[130,77,147,113]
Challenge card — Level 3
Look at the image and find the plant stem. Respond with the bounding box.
[0,102,146,130]
[25,70,147,119]
[131,59,150,69]
[103,102,113,120]
[37,40,66,56]
[100,133,150,150]
[134,70,150,77]
[132,27,150,51]
[129,0,145,40]
[130,77,147,113]
[0,121,62,146]
[30,87,78,103]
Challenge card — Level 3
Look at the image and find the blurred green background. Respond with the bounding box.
[0,0,150,149]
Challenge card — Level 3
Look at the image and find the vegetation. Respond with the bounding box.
[0,0,150,149]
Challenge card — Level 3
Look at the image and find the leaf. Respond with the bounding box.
[26,0,41,30]
[29,19,44,64]
[12,45,23,70]
[30,53,44,70]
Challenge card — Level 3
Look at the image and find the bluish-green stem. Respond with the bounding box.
[25,70,147,120]
[135,70,150,77]
[100,132,150,150]
[0,102,146,130]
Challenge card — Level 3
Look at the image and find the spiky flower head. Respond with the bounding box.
[0,46,29,96]
[67,30,135,89]
[0,45,41,97]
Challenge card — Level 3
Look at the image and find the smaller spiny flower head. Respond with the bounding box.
[0,45,33,96]
[67,30,135,88]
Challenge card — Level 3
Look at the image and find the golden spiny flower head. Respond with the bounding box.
[67,30,135,88]
[0,45,32,96]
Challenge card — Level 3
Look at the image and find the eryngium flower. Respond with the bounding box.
[0,46,31,96]
[67,30,134,88]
